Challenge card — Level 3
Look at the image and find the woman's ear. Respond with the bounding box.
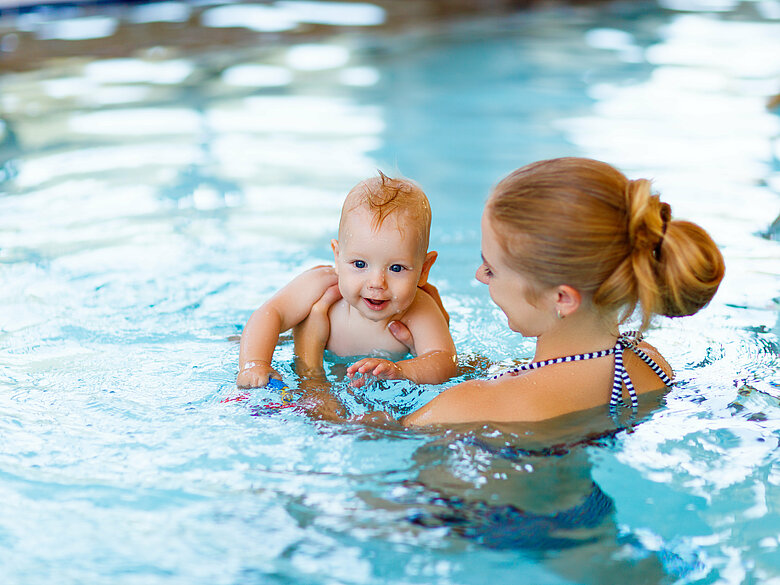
[331,239,340,274]
[417,251,438,286]
[555,285,581,318]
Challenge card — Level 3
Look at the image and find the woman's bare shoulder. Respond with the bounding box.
[402,373,552,427]
[635,340,674,379]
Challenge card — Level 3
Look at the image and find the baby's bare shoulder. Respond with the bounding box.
[400,288,445,323]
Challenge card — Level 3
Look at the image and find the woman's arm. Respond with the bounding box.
[401,379,485,426]
[401,375,554,427]
[293,283,342,376]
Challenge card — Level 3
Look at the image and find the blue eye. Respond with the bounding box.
[353,260,366,269]
[389,264,404,273]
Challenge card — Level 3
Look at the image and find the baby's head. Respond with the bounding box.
[339,172,431,256]
[332,173,436,321]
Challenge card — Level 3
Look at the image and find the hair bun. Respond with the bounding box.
[655,220,725,318]
[625,179,667,257]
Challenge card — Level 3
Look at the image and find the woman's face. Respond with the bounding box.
[475,211,555,337]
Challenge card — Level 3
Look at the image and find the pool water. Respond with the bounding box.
[0,0,779,583]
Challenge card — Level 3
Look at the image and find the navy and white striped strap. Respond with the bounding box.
[628,344,673,387]
[492,331,672,412]
[491,346,616,380]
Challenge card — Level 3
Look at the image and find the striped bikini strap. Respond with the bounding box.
[492,331,673,410]
[626,344,673,387]
[609,341,628,409]
[610,332,673,411]
[491,346,616,379]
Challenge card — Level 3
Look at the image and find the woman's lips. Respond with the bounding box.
[363,297,389,311]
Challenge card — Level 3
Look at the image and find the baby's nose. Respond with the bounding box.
[367,269,386,288]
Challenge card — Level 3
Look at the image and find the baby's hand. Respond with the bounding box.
[347,358,403,388]
[237,361,281,389]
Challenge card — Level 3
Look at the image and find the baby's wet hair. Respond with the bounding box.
[488,157,725,329]
[341,171,432,252]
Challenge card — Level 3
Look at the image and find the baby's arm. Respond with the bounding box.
[348,290,457,386]
[238,266,337,388]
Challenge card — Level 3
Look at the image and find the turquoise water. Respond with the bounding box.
[1,1,779,583]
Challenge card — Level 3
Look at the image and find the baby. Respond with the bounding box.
[237,173,457,389]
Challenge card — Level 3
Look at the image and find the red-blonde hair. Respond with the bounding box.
[487,157,725,328]
[341,172,432,253]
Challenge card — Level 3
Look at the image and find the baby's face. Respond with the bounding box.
[332,208,428,323]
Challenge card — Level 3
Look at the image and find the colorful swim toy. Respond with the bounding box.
[222,377,297,412]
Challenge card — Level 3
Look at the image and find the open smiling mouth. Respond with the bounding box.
[363,298,389,311]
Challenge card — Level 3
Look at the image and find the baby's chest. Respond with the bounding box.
[326,308,409,358]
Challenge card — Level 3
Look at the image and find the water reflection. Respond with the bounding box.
[128,1,191,24]
[34,15,117,40]
[221,63,293,87]
[201,0,385,32]
[201,4,299,32]
[83,58,193,84]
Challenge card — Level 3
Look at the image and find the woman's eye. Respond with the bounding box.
[353,260,366,269]
[389,264,404,273]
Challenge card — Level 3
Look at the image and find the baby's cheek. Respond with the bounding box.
[337,277,353,297]
[397,283,417,307]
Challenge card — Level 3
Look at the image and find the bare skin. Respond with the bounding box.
[293,282,453,384]
[237,266,338,388]
[294,210,674,427]
[401,338,672,426]
[237,205,457,390]
[401,212,673,426]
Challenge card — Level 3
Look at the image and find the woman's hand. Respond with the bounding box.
[347,358,403,388]
[387,320,415,354]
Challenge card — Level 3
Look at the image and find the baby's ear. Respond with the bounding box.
[417,251,438,286]
[331,239,340,273]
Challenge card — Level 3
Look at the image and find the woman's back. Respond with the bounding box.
[404,339,673,425]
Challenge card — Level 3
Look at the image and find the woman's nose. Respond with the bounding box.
[475,265,488,284]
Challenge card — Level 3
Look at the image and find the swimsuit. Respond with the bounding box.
[491,331,673,411]
[408,481,614,550]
